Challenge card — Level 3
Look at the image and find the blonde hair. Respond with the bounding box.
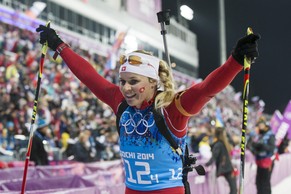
[155,60,176,109]
[133,50,176,109]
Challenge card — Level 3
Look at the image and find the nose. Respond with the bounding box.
[123,82,132,91]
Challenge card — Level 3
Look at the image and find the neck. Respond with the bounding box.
[137,92,156,110]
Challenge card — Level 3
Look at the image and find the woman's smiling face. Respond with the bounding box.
[119,72,156,108]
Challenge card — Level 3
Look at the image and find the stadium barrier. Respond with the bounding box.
[0,153,290,194]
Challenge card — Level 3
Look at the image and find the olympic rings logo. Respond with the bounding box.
[121,111,155,135]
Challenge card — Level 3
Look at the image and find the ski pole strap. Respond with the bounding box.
[53,43,70,60]
[151,108,180,151]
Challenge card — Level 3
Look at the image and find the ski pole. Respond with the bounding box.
[157,10,172,68]
[238,27,254,194]
[21,21,50,194]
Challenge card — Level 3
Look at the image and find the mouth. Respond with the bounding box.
[125,94,136,99]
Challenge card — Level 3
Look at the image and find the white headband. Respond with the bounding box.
[119,52,160,81]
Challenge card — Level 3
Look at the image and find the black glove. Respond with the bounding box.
[36,25,64,51]
[232,34,260,65]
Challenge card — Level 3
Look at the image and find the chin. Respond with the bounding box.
[125,98,135,105]
[126,99,141,108]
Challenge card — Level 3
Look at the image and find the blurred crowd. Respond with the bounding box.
[0,22,120,163]
[0,22,290,167]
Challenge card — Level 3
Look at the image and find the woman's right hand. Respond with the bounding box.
[36,25,64,51]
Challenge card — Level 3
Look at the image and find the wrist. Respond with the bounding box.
[231,52,243,66]
[53,42,70,60]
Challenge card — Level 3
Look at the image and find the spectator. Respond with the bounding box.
[248,119,276,194]
[206,127,237,194]
[277,133,290,154]
[73,129,95,163]
[0,122,6,149]
[5,121,15,150]
[198,134,212,160]
[30,118,50,165]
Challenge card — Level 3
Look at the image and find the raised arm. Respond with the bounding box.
[180,56,242,115]
[176,33,260,115]
[36,24,124,112]
[60,47,123,111]
[164,33,260,137]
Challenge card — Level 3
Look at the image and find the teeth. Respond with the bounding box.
[126,94,135,98]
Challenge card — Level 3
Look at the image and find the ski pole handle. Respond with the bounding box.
[244,27,253,69]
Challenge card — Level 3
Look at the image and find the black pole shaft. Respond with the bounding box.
[157,10,172,68]
[160,22,171,67]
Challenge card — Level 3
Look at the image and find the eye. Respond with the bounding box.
[119,79,126,86]
[128,79,139,85]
